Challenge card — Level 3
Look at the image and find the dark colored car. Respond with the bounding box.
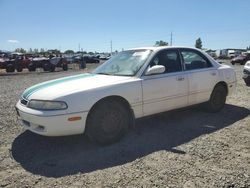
[83,56,100,63]
[30,57,68,72]
[0,54,32,73]
[231,54,250,65]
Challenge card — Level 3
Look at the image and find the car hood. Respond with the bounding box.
[22,73,133,100]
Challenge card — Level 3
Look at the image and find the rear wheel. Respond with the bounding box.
[205,85,227,113]
[86,100,130,145]
[28,63,36,72]
[6,64,15,73]
[49,64,55,72]
[43,63,50,71]
[16,66,23,72]
[241,60,247,65]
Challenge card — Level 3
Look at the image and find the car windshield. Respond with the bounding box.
[93,49,152,76]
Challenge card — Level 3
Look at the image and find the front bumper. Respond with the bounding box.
[243,69,250,80]
[16,101,88,136]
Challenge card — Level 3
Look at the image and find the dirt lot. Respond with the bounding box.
[0,62,249,187]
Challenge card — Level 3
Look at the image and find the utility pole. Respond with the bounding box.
[170,32,173,46]
[110,40,113,56]
[78,43,80,52]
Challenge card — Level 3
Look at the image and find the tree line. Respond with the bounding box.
[14,48,97,55]
[14,40,250,54]
[154,38,203,49]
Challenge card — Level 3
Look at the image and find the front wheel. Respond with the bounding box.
[86,100,130,145]
[205,85,227,113]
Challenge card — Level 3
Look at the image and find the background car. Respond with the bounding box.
[83,56,100,63]
[29,56,68,72]
[231,54,250,65]
[243,60,250,85]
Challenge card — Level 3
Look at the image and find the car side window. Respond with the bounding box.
[148,50,182,74]
[181,50,212,70]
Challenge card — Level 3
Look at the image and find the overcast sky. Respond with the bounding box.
[0,0,250,52]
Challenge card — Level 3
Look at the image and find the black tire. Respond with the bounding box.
[28,64,36,72]
[205,85,227,113]
[62,64,68,71]
[43,63,50,71]
[16,66,23,72]
[231,62,235,65]
[16,67,23,72]
[86,100,130,145]
[6,64,15,73]
[49,64,55,72]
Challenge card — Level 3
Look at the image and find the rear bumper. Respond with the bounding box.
[16,102,88,136]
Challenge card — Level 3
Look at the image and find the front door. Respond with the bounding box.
[141,49,188,116]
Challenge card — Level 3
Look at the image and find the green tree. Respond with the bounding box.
[28,48,33,53]
[195,38,203,49]
[64,49,74,54]
[15,48,26,53]
[155,40,168,46]
[33,48,39,53]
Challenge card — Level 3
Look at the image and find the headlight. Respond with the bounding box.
[28,100,68,110]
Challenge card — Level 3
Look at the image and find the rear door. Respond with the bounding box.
[180,49,219,105]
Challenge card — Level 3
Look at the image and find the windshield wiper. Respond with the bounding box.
[96,72,113,75]
[113,73,133,77]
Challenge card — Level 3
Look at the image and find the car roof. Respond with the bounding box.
[126,46,200,52]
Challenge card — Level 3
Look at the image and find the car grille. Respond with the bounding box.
[243,69,250,74]
[20,98,28,106]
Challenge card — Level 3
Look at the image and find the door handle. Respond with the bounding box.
[177,76,185,81]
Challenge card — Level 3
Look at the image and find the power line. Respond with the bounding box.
[110,40,113,55]
[170,32,173,46]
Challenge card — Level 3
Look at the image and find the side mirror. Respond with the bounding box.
[145,65,165,75]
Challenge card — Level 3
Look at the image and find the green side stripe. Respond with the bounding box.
[22,73,94,100]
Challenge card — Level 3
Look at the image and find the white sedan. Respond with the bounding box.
[16,47,236,144]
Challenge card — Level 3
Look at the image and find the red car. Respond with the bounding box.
[231,54,250,65]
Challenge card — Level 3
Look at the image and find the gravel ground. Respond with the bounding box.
[0,62,249,187]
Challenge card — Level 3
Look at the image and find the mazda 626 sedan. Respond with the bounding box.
[16,47,236,144]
